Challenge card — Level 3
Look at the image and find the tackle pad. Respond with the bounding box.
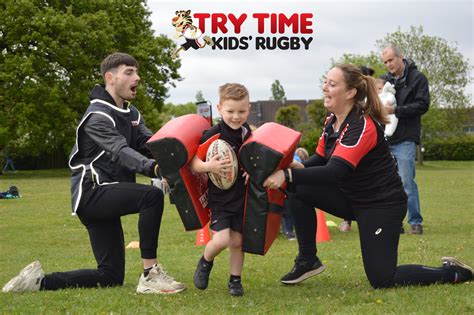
[239,122,301,255]
[147,114,211,231]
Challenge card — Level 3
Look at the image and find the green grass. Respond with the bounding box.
[0,161,473,314]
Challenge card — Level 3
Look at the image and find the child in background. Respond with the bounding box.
[190,83,252,297]
[376,78,398,137]
[282,147,309,240]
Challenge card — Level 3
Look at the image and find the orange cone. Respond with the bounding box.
[316,209,331,243]
[196,222,211,246]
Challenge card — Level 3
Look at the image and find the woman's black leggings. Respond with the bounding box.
[290,183,455,288]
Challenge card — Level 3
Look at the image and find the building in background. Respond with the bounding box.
[248,99,317,125]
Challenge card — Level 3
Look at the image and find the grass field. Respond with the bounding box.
[0,161,473,314]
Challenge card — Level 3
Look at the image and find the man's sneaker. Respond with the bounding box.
[408,224,423,235]
[281,256,326,284]
[338,221,352,232]
[136,264,185,294]
[2,261,44,292]
[193,256,213,290]
[228,279,244,296]
[441,257,473,283]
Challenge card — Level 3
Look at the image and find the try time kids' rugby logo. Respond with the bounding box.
[171,10,314,57]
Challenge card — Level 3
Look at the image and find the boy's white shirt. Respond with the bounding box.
[379,82,398,137]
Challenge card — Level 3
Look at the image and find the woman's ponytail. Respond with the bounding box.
[364,76,389,124]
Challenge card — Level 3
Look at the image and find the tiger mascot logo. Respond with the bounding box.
[171,10,214,58]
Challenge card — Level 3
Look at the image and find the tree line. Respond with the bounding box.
[274,26,472,153]
[1,0,180,159]
[1,2,471,166]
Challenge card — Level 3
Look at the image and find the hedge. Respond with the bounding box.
[423,135,474,160]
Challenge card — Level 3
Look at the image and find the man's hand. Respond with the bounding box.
[161,178,170,194]
[384,102,395,115]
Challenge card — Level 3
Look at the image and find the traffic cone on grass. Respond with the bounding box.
[196,222,211,246]
[316,209,331,243]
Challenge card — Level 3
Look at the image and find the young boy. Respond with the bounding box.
[190,83,252,296]
[282,147,309,240]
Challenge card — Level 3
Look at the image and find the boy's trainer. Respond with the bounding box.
[228,278,244,296]
[193,256,213,290]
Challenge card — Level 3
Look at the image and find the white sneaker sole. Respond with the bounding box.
[281,264,326,284]
[136,286,186,294]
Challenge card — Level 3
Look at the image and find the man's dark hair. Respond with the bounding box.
[100,52,138,78]
[359,65,375,77]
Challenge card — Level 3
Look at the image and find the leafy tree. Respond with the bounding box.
[166,102,197,118]
[333,26,471,111]
[296,100,327,154]
[154,102,197,129]
[332,52,385,78]
[376,26,471,109]
[275,104,300,128]
[306,99,327,128]
[296,123,320,155]
[333,26,472,140]
[195,90,205,103]
[270,79,286,101]
[0,0,180,158]
[376,26,472,139]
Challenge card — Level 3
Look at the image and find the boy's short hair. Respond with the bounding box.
[375,78,386,85]
[100,52,138,79]
[219,83,249,103]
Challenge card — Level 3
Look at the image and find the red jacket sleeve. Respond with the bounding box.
[332,116,377,168]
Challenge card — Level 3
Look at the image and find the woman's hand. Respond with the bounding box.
[290,160,304,169]
[263,169,285,189]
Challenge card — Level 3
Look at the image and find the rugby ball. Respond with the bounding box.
[206,139,239,190]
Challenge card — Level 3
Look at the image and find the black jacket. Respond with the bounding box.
[69,85,155,213]
[382,59,430,144]
[198,121,251,213]
[295,108,406,208]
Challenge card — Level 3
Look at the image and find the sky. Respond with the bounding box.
[147,0,473,109]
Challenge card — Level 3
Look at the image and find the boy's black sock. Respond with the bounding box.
[201,256,214,266]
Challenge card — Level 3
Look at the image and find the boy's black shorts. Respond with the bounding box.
[210,208,243,233]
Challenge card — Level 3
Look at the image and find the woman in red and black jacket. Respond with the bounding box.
[263,64,472,289]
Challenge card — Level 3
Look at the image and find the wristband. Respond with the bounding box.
[153,163,159,178]
[283,168,290,183]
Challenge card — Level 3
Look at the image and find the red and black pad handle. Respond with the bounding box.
[147,114,211,231]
